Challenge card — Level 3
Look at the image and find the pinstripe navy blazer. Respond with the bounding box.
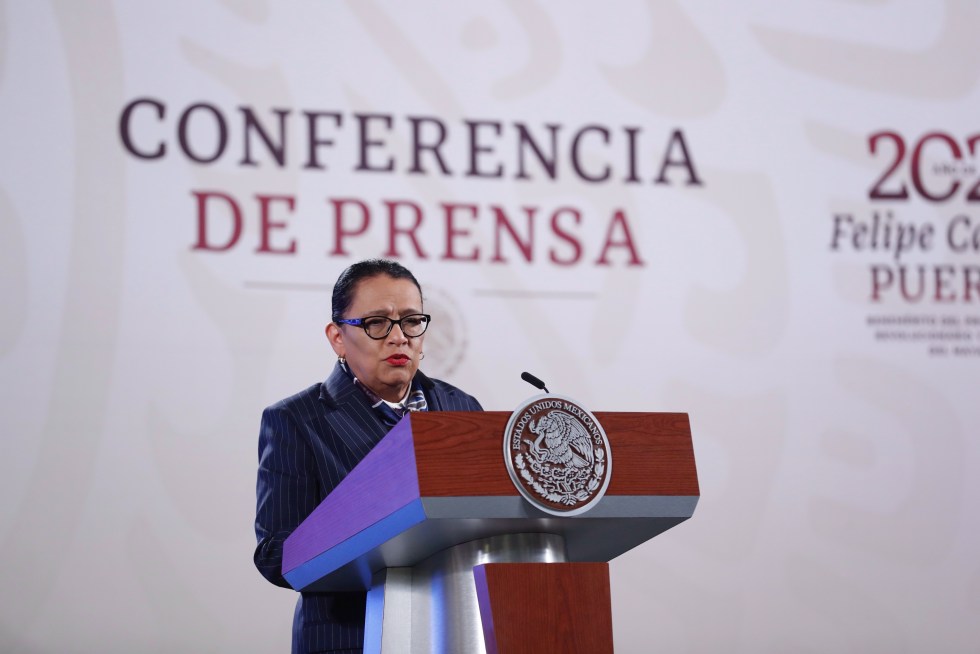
[254,362,482,653]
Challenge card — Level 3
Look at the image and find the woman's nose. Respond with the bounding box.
[388,322,409,343]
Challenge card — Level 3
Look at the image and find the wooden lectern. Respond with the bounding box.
[282,411,698,653]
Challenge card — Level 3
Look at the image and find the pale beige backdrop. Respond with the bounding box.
[1,1,978,652]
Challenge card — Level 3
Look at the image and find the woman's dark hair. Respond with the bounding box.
[331,259,422,322]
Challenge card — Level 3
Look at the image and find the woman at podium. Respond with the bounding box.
[253,258,483,654]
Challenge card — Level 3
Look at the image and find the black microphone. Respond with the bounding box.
[521,371,550,393]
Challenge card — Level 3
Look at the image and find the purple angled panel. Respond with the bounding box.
[283,416,421,574]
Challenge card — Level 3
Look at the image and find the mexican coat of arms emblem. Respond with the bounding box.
[503,395,612,516]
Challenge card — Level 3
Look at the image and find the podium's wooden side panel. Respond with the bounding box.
[411,411,698,497]
[410,411,511,496]
[599,412,699,495]
[474,562,614,654]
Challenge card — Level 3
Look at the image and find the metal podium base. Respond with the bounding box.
[364,532,567,654]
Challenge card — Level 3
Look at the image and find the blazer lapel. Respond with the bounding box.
[318,362,391,462]
[415,368,445,411]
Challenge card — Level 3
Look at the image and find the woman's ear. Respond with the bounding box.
[325,322,344,357]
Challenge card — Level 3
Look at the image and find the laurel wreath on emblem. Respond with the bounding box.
[515,449,605,505]
[514,410,606,506]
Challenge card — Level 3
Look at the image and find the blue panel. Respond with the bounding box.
[284,498,427,591]
[363,580,385,654]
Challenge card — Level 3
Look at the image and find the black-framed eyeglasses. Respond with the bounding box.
[336,313,431,340]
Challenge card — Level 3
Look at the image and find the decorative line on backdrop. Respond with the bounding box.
[244,281,332,291]
[244,282,596,300]
[472,289,597,299]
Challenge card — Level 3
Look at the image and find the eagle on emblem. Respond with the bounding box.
[527,411,594,469]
